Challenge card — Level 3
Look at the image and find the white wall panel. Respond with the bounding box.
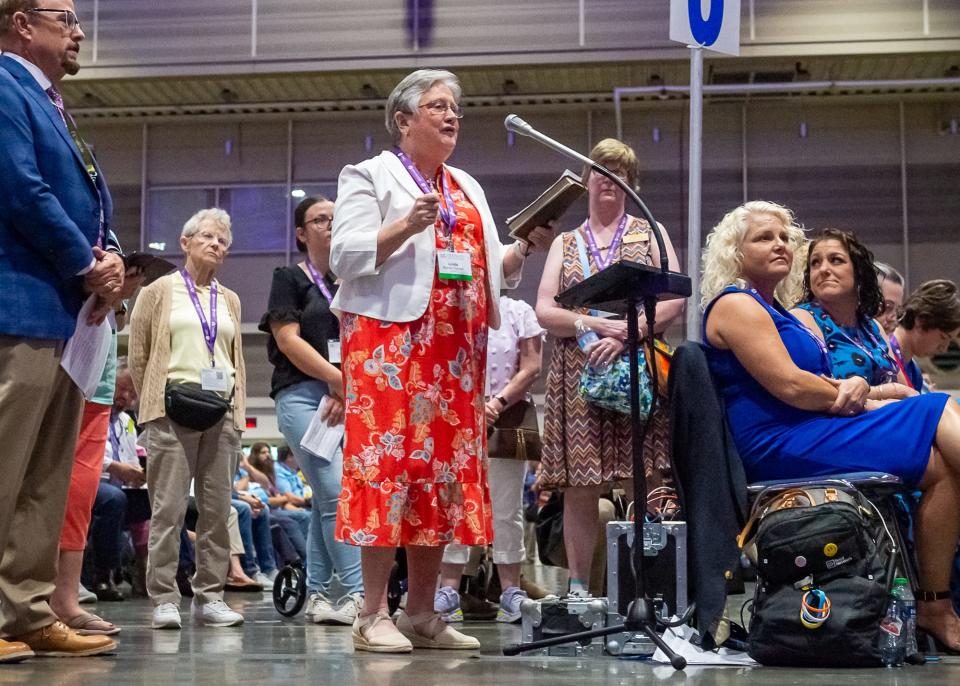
[96,0,252,65]
[256,0,407,59]
[750,0,926,44]
[147,121,288,185]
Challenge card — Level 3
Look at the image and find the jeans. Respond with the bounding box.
[90,481,127,573]
[276,379,362,595]
[232,498,277,575]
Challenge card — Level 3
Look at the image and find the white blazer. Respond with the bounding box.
[330,150,521,329]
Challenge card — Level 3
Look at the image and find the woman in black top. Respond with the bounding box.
[260,195,363,625]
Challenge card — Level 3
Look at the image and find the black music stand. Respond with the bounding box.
[503,260,691,670]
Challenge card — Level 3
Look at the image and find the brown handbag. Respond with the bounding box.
[486,398,542,461]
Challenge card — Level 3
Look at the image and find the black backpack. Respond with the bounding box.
[742,486,898,667]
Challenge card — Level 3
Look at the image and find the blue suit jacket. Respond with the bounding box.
[0,55,113,340]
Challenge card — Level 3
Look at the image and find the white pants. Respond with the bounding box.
[443,458,527,565]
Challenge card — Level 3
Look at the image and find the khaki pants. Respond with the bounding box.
[0,336,83,636]
[143,413,239,606]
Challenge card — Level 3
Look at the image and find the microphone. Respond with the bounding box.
[504,115,594,169]
[503,114,669,272]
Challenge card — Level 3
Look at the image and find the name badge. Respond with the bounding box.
[328,340,342,365]
[437,251,472,281]
[200,366,230,393]
[622,231,648,244]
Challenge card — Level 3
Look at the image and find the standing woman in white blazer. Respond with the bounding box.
[330,69,551,653]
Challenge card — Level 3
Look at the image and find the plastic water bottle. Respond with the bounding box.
[575,318,611,374]
[879,583,906,666]
[575,317,600,351]
[895,577,918,660]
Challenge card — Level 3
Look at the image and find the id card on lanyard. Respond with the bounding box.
[181,270,230,393]
[304,259,341,364]
[395,150,472,282]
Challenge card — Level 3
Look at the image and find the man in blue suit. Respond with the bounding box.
[0,0,124,660]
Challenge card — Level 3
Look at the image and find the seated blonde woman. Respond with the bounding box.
[699,200,960,651]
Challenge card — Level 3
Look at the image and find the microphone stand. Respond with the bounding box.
[501,116,690,670]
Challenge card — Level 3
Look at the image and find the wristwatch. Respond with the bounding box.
[494,395,508,408]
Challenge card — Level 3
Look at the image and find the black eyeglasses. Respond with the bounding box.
[306,215,333,227]
[418,100,464,119]
[28,8,82,31]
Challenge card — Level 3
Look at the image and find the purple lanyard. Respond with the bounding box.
[888,333,913,389]
[395,150,457,238]
[180,269,218,364]
[826,309,896,382]
[751,288,832,369]
[108,414,122,462]
[304,258,334,304]
[581,214,628,271]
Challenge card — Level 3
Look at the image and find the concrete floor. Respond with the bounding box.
[2,585,958,686]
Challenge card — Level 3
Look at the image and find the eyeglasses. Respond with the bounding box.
[418,100,464,119]
[27,8,82,31]
[306,215,333,227]
[881,300,904,318]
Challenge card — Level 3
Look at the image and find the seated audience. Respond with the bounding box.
[86,361,151,603]
[791,228,914,400]
[224,507,262,592]
[700,199,960,651]
[231,477,279,585]
[247,448,312,550]
[889,280,960,392]
[236,464,308,563]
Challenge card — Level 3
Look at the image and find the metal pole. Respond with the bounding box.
[685,47,704,341]
[899,101,910,288]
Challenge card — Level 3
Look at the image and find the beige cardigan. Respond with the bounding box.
[129,272,246,431]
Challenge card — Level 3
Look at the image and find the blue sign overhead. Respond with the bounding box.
[688,0,724,46]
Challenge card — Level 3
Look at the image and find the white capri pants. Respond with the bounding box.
[443,458,527,565]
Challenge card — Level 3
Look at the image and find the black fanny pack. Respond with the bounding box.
[164,382,231,432]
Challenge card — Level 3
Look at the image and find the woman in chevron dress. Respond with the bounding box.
[535,138,684,597]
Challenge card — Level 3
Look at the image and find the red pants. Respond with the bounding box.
[59,401,111,551]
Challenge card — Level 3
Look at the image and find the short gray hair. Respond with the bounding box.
[875,261,904,287]
[384,69,462,145]
[181,208,233,248]
[0,0,38,35]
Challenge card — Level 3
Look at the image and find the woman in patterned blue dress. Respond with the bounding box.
[792,228,915,401]
[700,200,960,651]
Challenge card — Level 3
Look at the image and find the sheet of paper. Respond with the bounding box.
[60,295,114,399]
[300,395,345,463]
[651,624,758,667]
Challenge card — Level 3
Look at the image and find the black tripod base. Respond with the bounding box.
[502,596,686,670]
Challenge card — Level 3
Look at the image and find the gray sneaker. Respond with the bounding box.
[496,586,528,623]
[191,599,243,627]
[305,592,338,624]
[152,602,182,630]
[433,585,463,623]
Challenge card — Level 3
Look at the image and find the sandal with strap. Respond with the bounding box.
[62,612,121,636]
[352,612,412,653]
[916,590,960,655]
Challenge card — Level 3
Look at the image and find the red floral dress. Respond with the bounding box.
[335,171,493,547]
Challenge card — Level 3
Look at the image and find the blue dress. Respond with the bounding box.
[794,301,897,385]
[703,287,949,487]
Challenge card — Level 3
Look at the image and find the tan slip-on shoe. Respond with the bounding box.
[0,638,34,663]
[11,621,117,657]
[396,611,481,650]
[352,612,413,653]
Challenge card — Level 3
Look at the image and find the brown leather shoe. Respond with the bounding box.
[11,621,117,657]
[0,638,33,663]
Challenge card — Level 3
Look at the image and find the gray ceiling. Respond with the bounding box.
[64,53,960,119]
